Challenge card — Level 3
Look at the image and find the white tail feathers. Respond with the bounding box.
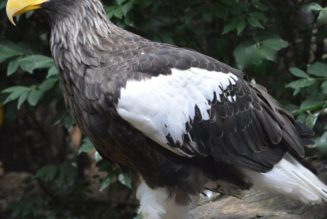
[244,153,327,203]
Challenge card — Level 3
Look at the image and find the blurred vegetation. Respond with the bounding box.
[0,0,327,218]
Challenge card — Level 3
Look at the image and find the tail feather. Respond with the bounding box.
[244,153,327,203]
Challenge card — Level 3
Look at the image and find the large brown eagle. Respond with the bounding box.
[6,0,327,218]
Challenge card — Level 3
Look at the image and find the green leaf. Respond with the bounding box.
[7,58,21,76]
[100,173,115,191]
[2,86,30,104]
[286,78,316,95]
[106,6,114,18]
[47,66,58,78]
[237,20,246,35]
[247,16,264,29]
[305,3,322,12]
[79,138,95,154]
[321,80,327,94]
[17,91,29,110]
[263,38,289,50]
[222,17,241,34]
[234,36,289,69]
[0,44,21,62]
[289,67,309,78]
[114,7,124,19]
[249,12,266,21]
[318,8,327,24]
[299,99,321,110]
[307,62,327,77]
[118,173,132,189]
[121,1,134,16]
[39,78,57,92]
[27,89,43,106]
[17,55,54,74]
[296,99,324,114]
[2,86,29,94]
[2,80,54,108]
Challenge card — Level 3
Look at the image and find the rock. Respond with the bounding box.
[190,189,327,219]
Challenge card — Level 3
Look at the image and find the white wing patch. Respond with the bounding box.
[116,67,238,156]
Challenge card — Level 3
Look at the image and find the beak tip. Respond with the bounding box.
[7,15,16,26]
[6,7,16,26]
[9,18,16,26]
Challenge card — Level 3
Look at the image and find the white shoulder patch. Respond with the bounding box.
[116,67,238,156]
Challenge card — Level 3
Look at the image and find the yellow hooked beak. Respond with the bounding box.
[6,0,49,25]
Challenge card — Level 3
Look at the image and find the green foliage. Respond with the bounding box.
[2,77,57,109]
[105,0,136,27]
[78,138,95,154]
[286,61,327,150]
[221,0,267,35]
[1,0,327,218]
[8,55,54,75]
[234,35,289,69]
[36,163,78,195]
[0,44,23,62]
[0,42,58,109]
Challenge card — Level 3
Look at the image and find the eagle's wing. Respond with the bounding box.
[116,46,306,172]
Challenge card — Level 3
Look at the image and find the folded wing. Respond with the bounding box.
[116,47,306,172]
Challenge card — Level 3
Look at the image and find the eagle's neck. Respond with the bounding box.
[48,0,133,75]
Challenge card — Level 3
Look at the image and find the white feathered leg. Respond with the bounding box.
[136,180,198,219]
[136,181,167,219]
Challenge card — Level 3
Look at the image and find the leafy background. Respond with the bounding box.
[0,0,327,218]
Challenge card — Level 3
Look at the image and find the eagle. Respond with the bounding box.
[6,0,327,218]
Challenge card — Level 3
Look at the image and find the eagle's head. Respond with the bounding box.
[6,0,99,25]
